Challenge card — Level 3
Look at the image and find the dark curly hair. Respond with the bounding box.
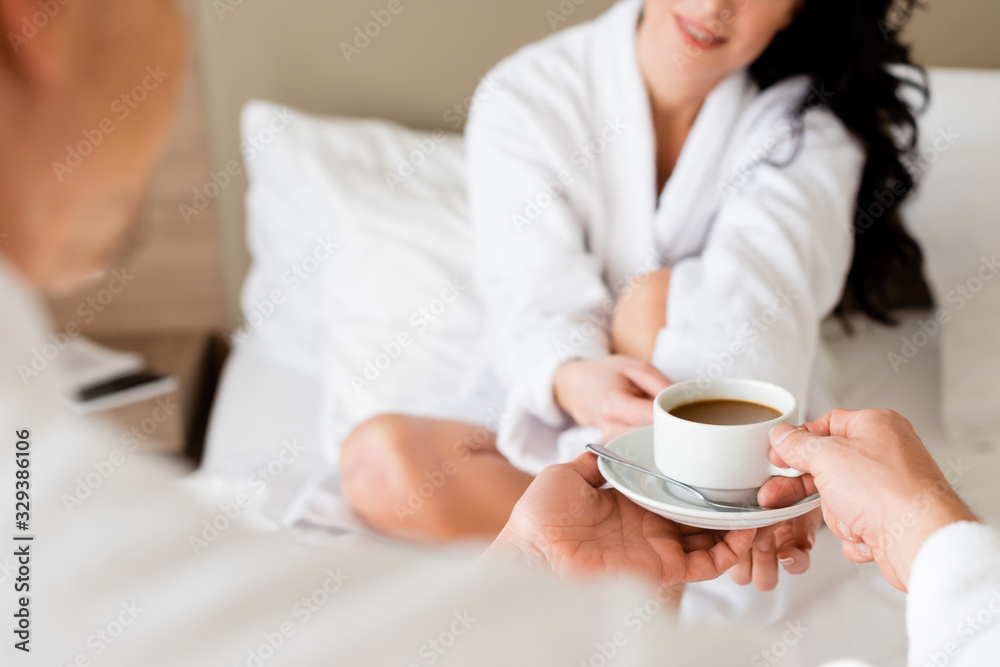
[749,0,930,323]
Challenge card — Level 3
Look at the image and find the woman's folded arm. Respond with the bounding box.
[652,111,864,406]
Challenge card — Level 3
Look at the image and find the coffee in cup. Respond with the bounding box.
[653,379,803,505]
[669,399,782,426]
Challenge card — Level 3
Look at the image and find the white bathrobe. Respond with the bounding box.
[466,0,864,473]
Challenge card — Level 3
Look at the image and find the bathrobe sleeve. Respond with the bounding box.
[466,73,612,428]
[652,111,863,409]
[906,521,1000,666]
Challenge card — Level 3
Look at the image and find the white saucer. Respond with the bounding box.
[597,426,821,530]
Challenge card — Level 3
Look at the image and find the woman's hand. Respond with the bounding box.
[553,355,671,441]
[758,409,978,592]
[489,453,757,590]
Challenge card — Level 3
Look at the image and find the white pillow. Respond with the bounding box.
[240,101,488,458]
[903,68,1000,449]
[238,102,337,375]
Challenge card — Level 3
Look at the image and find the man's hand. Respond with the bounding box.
[758,409,978,591]
[553,356,671,441]
[489,453,757,589]
[729,508,820,591]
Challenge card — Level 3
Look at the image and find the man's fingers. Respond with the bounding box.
[768,446,792,468]
[769,425,827,474]
[841,540,874,564]
[823,508,854,542]
[564,452,607,488]
[801,413,833,438]
[757,474,818,508]
[621,362,671,399]
[728,550,753,586]
[805,409,872,439]
[687,528,756,583]
[772,509,819,574]
[776,546,811,574]
[680,533,719,552]
[752,523,780,543]
[751,537,779,591]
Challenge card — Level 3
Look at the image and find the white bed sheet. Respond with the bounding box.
[201,309,999,666]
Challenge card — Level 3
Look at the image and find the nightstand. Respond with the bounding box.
[87,332,228,463]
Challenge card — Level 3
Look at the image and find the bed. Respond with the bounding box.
[198,68,1000,665]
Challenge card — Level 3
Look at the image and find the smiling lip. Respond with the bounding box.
[674,14,727,49]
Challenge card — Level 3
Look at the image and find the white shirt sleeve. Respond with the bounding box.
[652,111,862,408]
[906,521,1000,667]
[467,71,612,427]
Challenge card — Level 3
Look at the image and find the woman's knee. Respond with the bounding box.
[339,414,416,515]
[339,415,462,538]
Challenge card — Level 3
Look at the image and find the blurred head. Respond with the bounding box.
[0,0,187,293]
[639,0,803,82]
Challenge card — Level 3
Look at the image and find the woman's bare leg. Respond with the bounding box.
[340,415,533,542]
[611,268,671,362]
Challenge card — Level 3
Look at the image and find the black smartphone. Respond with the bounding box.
[75,371,171,403]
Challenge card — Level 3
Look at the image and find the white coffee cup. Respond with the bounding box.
[653,379,804,505]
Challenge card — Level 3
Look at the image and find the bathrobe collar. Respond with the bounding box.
[595,0,761,266]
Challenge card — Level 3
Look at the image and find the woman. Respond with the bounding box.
[340,0,926,558]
